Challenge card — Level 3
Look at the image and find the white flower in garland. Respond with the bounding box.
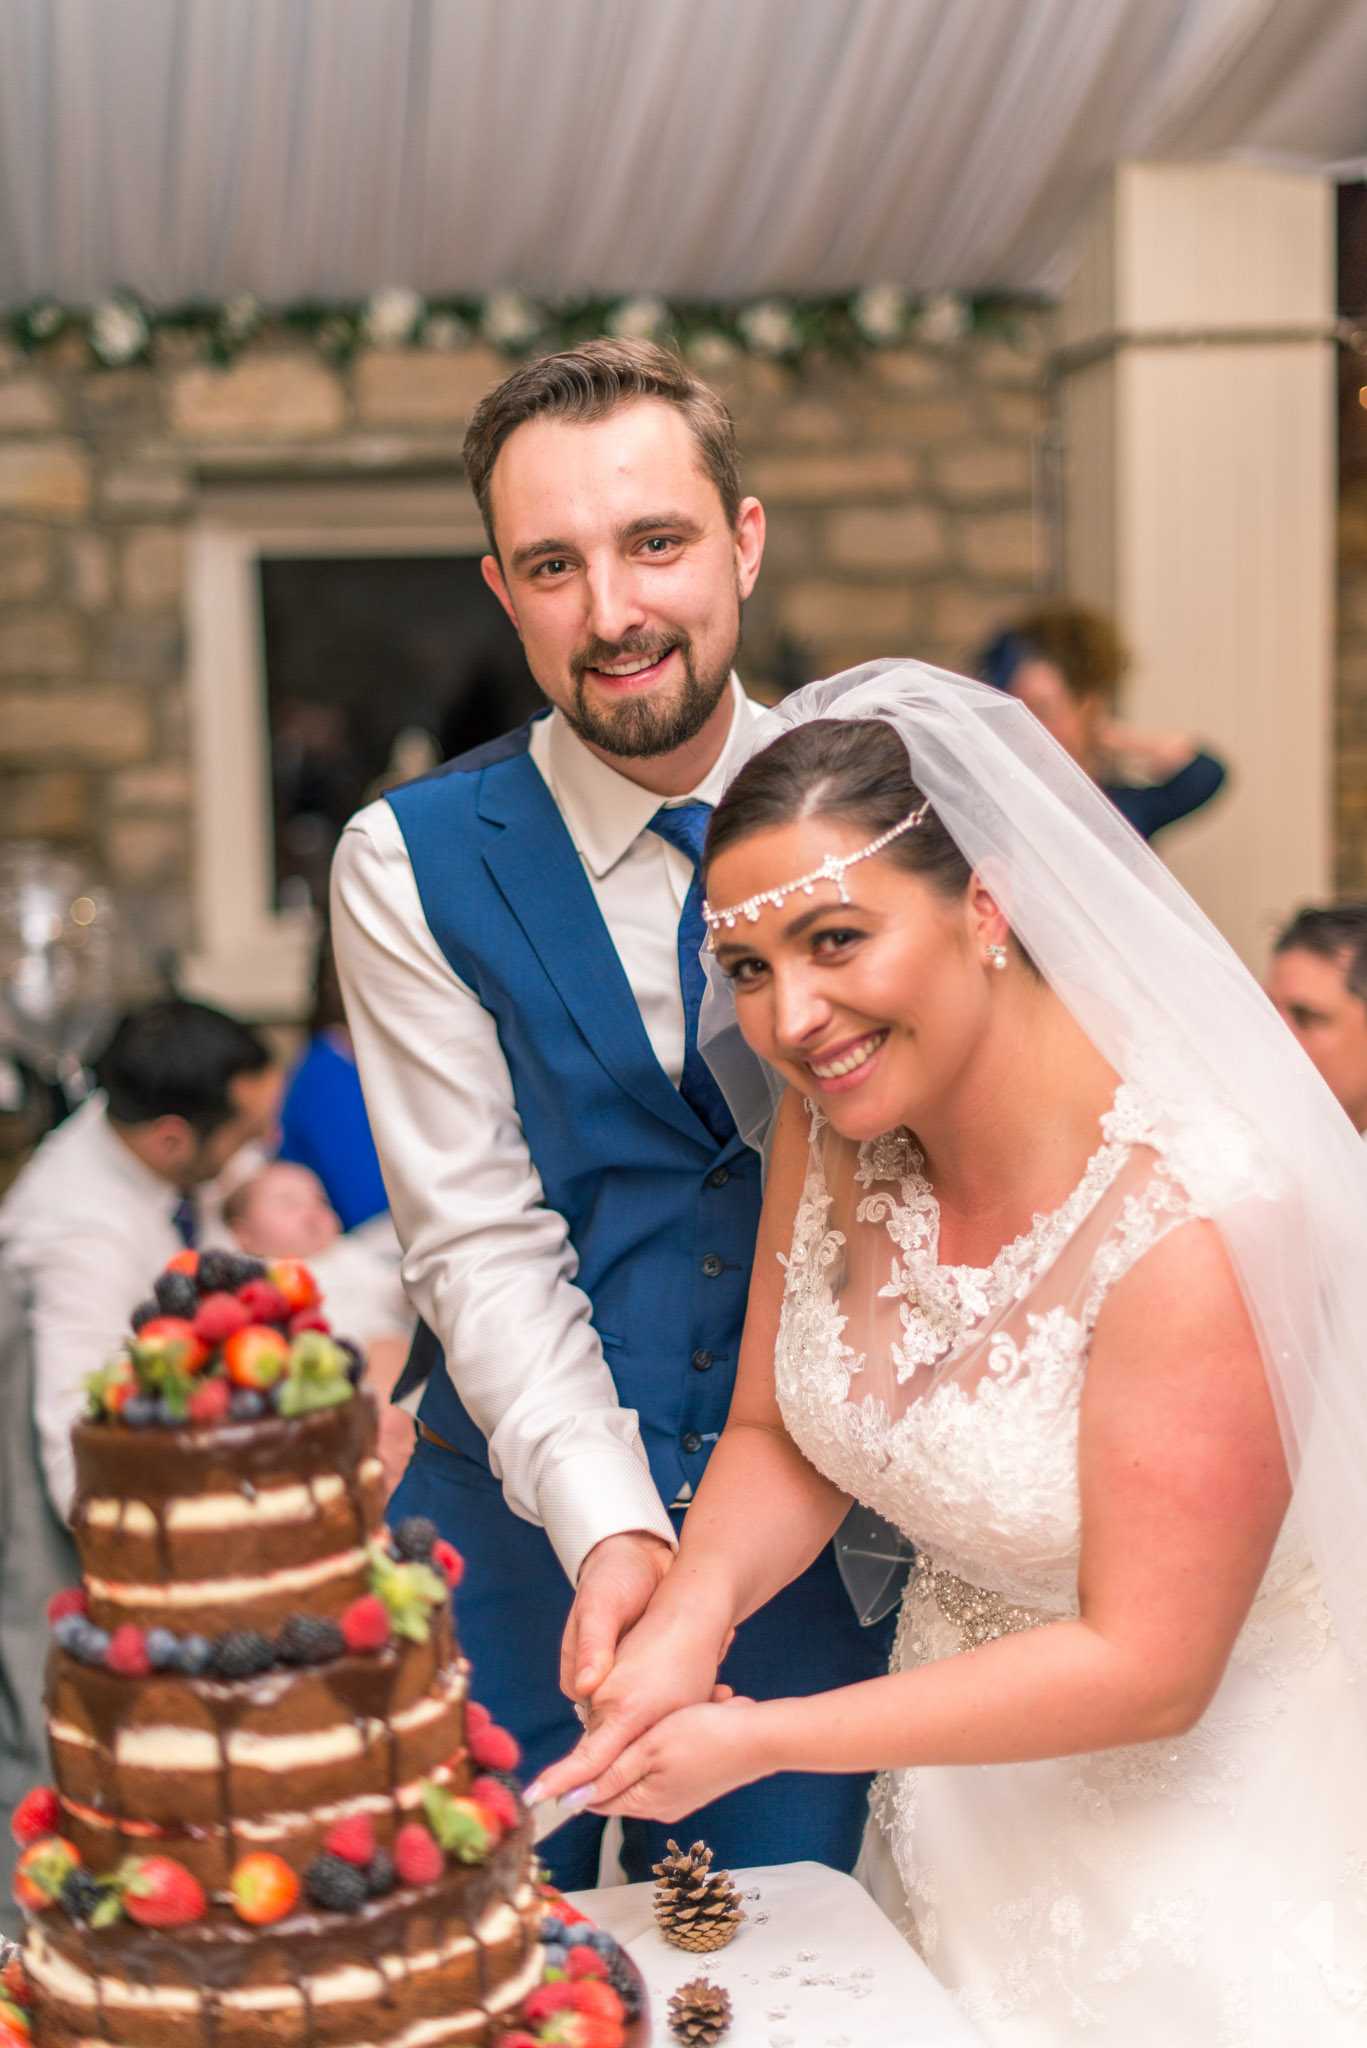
[688,331,739,374]
[851,283,907,344]
[914,291,968,346]
[25,300,63,342]
[364,286,424,350]
[219,291,261,343]
[608,295,669,342]
[737,298,800,357]
[424,312,472,351]
[481,289,542,349]
[90,297,148,366]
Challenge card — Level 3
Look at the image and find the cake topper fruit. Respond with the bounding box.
[223,1324,289,1388]
[80,1253,356,1427]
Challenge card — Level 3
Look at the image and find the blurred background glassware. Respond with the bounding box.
[0,843,116,1105]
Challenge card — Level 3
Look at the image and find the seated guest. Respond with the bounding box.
[1267,902,1367,1134]
[0,999,280,1519]
[224,1160,416,1495]
[279,933,389,1230]
[980,601,1227,839]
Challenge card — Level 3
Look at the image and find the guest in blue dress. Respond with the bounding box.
[980,602,1227,841]
[278,935,388,1230]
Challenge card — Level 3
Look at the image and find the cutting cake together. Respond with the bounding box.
[11,1249,545,2048]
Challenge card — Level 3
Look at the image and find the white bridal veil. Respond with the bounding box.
[700,659,1367,1680]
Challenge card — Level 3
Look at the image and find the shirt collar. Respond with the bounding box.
[543,674,762,880]
[87,1095,189,1222]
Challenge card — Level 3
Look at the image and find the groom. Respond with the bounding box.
[332,339,892,1888]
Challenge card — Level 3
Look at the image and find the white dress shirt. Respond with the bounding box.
[330,679,764,1583]
[0,1096,232,1519]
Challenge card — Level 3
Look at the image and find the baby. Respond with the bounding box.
[226,1162,416,1492]
[225,1159,341,1261]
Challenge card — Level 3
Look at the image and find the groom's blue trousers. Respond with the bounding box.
[389,1434,897,1892]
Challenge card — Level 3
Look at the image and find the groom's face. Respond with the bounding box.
[481,399,764,764]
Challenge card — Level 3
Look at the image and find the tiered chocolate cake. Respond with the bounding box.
[10,1249,546,2048]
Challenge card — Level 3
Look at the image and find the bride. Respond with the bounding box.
[527,662,1367,2043]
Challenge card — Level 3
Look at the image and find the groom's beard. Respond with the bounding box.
[565,626,737,760]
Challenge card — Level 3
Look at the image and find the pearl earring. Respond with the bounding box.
[987,944,1008,971]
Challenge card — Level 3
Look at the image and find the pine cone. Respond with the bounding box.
[668,1975,733,2044]
[652,1839,744,1953]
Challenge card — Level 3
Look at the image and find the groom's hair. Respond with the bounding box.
[1274,903,1367,1005]
[463,338,742,554]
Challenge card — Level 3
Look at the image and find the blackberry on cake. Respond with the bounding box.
[392,1514,440,1561]
[277,1611,345,1664]
[304,1851,369,1912]
[205,1627,276,1679]
[152,1268,199,1319]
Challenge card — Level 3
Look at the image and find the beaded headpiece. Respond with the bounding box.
[702,799,931,946]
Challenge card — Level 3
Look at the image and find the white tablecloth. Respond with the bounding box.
[567,1860,988,2047]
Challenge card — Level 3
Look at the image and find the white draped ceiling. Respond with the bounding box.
[2,0,1367,306]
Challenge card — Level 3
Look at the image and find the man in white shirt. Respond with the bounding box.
[332,339,894,1888]
[0,998,281,1517]
[1267,903,1367,1135]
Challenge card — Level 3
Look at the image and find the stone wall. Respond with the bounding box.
[0,316,1050,1007]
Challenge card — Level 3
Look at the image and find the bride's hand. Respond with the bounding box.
[572,1696,769,1824]
[525,1607,734,1807]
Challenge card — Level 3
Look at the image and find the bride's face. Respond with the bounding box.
[707,814,1003,1142]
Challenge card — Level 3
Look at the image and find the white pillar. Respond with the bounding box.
[1058,162,1336,969]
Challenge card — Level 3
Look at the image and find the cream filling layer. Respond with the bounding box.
[82,1475,354,1537]
[51,1715,374,1772]
[50,1664,465,1777]
[63,1755,462,1844]
[86,1544,366,1609]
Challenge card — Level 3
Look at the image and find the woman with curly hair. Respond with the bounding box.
[979,601,1226,840]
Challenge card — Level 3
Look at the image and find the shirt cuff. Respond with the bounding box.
[536,1449,679,1585]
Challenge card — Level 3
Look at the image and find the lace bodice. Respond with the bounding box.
[775,1085,1280,1617]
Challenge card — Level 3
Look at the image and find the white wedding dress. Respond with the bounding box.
[773,1087,1367,2045]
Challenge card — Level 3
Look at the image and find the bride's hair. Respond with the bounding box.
[704,717,972,897]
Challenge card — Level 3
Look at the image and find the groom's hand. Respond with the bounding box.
[529,1603,734,1809]
[561,1530,675,1703]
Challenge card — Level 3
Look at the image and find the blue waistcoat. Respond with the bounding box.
[386,720,763,1509]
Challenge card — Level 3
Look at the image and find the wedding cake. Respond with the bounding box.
[8,1248,547,2047]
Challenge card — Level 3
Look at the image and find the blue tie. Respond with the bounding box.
[171,1195,198,1249]
[648,803,736,1147]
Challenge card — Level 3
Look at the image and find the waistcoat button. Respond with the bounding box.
[700,1253,723,1277]
[691,1349,713,1372]
[682,1431,703,1455]
[707,1165,730,1188]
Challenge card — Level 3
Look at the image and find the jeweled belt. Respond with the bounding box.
[911,1556,1055,1650]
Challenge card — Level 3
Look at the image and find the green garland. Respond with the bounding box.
[2,284,1039,371]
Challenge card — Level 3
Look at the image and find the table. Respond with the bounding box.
[568,1861,989,2047]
